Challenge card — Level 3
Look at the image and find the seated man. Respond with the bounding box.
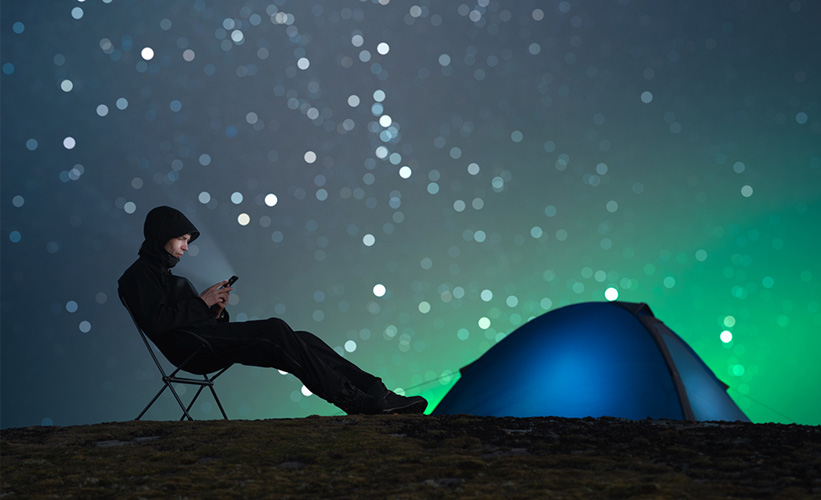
[118,205,427,415]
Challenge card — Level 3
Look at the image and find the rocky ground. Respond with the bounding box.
[2,414,820,499]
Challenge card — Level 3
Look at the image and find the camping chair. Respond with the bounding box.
[118,292,229,421]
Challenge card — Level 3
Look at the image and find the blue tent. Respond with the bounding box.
[433,301,749,422]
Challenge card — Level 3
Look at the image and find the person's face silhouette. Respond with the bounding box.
[164,234,191,259]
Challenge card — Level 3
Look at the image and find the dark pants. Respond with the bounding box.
[157,317,384,404]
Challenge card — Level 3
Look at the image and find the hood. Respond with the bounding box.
[138,206,200,268]
[143,205,200,244]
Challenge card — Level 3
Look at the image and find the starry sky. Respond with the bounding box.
[1,0,819,428]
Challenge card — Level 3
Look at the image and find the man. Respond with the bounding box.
[118,205,427,415]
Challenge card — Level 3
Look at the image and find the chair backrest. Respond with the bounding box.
[118,290,176,377]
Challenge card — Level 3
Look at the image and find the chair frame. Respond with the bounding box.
[119,293,229,421]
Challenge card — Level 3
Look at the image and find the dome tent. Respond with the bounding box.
[433,301,749,422]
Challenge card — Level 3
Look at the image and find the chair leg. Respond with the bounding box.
[165,380,195,421]
[182,375,228,420]
[209,368,230,420]
[136,384,170,421]
[136,372,230,421]
[181,385,207,421]
[209,385,229,419]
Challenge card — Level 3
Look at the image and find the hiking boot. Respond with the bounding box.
[379,391,428,414]
[333,382,381,415]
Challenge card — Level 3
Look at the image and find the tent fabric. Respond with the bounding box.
[433,301,749,422]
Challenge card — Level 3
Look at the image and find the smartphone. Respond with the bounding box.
[221,275,239,288]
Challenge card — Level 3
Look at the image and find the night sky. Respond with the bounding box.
[2,0,819,428]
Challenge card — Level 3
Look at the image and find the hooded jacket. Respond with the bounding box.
[118,206,222,342]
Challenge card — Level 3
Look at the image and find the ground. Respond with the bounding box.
[2,415,820,499]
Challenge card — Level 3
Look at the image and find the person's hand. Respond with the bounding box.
[212,299,227,319]
[199,281,232,309]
